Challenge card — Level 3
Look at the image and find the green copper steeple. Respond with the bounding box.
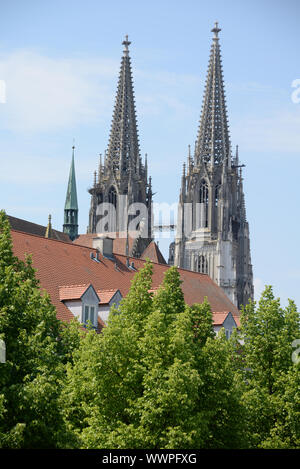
[63,145,79,241]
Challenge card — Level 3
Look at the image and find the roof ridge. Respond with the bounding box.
[59,283,90,289]
[115,252,210,273]
[11,229,97,250]
[9,215,66,236]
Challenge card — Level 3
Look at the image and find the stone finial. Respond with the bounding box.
[98,153,102,183]
[45,214,53,239]
[235,145,239,166]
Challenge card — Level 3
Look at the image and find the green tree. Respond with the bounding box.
[61,261,154,448]
[0,210,81,448]
[233,286,300,448]
[62,263,245,449]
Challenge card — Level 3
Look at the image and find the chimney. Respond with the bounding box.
[92,236,114,258]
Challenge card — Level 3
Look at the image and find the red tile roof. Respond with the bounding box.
[73,233,136,255]
[59,284,91,301]
[73,234,166,265]
[213,312,240,327]
[111,236,135,256]
[11,229,240,327]
[97,289,119,305]
[141,241,167,264]
[73,233,103,248]
[8,215,71,243]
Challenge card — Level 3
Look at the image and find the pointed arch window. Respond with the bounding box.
[215,183,221,207]
[199,180,209,228]
[197,255,208,274]
[108,186,117,208]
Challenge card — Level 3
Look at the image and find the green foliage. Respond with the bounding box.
[1,209,299,448]
[62,264,245,449]
[233,286,300,448]
[0,210,81,448]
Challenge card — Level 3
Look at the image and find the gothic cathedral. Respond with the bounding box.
[63,25,254,309]
[171,23,253,309]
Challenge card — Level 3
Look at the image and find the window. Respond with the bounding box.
[83,305,96,328]
[197,255,208,274]
[108,186,117,208]
[215,183,221,207]
[225,329,232,340]
[199,180,208,228]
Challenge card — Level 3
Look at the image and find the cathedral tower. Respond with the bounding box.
[63,145,79,241]
[88,36,153,256]
[173,23,253,308]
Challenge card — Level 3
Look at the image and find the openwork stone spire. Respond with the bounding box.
[173,23,253,310]
[195,22,231,166]
[106,35,140,174]
[88,37,152,250]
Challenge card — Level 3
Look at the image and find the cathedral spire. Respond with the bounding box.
[195,22,230,166]
[173,23,253,309]
[88,37,153,252]
[63,145,79,241]
[106,35,140,175]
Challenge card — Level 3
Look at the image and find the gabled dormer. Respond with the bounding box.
[59,283,99,329]
[213,311,238,339]
[96,289,122,324]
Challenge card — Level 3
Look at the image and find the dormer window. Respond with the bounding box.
[59,283,100,330]
[97,289,122,324]
[59,284,123,330]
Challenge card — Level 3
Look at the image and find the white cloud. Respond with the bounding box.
[0,153,65,183]
[0,50,119,132]
[1,48,300,165]
[0,49,202,133]
[227,80,300,154]
[0,148,101,185]
[231,110,300,154]
[0,48,203,187]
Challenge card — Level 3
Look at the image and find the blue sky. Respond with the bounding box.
[0,0,300,307]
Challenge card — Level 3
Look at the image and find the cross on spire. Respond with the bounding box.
[122,35,131,55]
[211,21,221,39]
